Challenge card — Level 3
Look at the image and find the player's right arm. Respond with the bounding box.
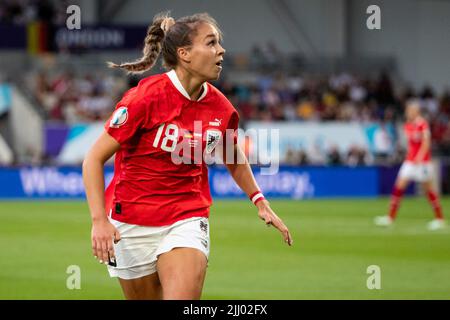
[82,132,122,265]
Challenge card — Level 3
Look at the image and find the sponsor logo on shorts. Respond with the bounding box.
[200,220,208,234]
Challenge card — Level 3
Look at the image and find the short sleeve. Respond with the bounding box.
[104,97,148,145]
[419,121,430,137]
[220,110,240,162]
[225,111,240,145]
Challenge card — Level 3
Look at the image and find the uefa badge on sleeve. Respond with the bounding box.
[109,106,128,128]
[205,129,222,153]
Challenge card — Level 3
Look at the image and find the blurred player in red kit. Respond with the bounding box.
[82,12,292,300]
[375,99,446,230]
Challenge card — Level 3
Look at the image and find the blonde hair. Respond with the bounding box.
[406,98,422,112]
[108,12,223,74]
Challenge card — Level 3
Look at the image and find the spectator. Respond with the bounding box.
[327,145,342,166]
[308,141,326,165]
[373,123,393,162]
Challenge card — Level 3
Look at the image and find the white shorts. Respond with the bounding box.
[107,216,210,280]
[398,161,434,182]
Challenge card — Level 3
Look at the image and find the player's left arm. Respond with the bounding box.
[224,143,293,246]
[414,125,431,163]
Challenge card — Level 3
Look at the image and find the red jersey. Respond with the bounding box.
[404,117,431,163]
[104,70,239,226]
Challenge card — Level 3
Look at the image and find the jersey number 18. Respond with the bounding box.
[152,123,179,152]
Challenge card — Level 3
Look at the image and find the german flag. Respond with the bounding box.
[27,22,49,54]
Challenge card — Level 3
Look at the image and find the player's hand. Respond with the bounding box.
[256,199,293,246]
[91,219,121,265]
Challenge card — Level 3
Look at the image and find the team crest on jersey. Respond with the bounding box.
[205,129,222,153]
[109,106,128,128]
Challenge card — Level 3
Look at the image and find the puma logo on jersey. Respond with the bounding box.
[209,118,222,127]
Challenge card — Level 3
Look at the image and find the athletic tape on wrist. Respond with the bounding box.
[249,191,265,205]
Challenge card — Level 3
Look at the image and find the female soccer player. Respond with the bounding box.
[82,12,293,300]
[375,99,445,230]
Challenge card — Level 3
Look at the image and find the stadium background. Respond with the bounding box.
[0,0,449,299]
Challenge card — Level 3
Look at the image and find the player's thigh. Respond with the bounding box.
[396,163,412,189]
[420,180,434,192]
[395,176,410,190]
[156,247,208,300]
[118,272,162,300]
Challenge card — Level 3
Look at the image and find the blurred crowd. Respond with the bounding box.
[216,72,449,124]
[25,67,450,164]
[215,71,450,162]
[284,144,371,167]
[0,0,71,25]
[27,71,128,123]
[282,143,408,167]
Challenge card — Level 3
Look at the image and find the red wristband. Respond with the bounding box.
[249,191,265,205]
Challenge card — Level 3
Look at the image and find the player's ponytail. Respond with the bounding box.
[107,12,171,74]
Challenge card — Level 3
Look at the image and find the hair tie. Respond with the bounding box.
[161,17,176,34]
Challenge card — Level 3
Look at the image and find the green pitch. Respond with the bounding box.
[0,198,449,299]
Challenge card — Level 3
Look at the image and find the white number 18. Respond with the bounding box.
[152,123,179,152]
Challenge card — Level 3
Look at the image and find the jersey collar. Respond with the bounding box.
[166,69,208,102]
